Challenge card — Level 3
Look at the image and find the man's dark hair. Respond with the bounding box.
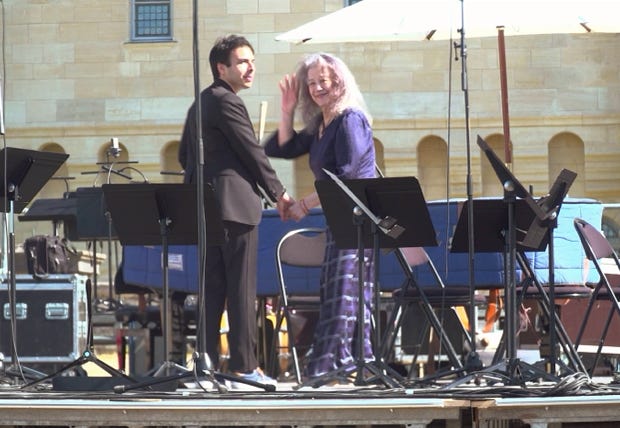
[209,35,254,81]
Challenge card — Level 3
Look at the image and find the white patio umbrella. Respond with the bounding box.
[276,0,617,44]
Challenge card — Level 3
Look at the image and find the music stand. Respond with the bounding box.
[304,173,461,388]
[102,183,272,393]
[0,147,68,383]
[449,196,583,375]
[102,183,206,379]
[479,137,582,376]
[446,136,560,387]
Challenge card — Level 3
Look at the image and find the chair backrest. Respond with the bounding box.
[400,247,430,267]
[398,246,446,290]
[574,217,615,261]
[275,228,327,298]
[277,228,326,267]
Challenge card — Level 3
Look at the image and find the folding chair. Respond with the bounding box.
[381,247,482,380]
[269,228,326,384]
[573,217,620,374]
[510,251,591,374]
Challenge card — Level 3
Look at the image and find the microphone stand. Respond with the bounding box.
[191,0,210,373]
[454,0,482,372]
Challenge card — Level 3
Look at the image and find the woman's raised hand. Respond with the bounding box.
[279,74,299,116]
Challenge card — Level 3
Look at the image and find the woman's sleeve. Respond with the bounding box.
[264,129,314,159]
[333,110,375,179]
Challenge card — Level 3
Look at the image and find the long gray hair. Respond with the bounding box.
[295,53,372,134]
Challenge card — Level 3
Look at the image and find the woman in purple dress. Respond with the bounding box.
[264,53,376,380]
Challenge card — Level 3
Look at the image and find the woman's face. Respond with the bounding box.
[306,64,337,110]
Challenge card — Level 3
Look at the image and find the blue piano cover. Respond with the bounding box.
[120,198,602,295]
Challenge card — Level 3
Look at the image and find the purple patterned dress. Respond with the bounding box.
[265,108,376,378]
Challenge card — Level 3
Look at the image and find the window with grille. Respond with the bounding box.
[131,0,173,42]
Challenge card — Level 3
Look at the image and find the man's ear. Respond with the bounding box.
[216,62,226,78]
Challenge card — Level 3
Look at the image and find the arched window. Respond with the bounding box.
[38,142,69,198]
[548,133,585,197]
[417,136,447,201]
[161,141,183,183]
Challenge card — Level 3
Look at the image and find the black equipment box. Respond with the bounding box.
[0,274,88,363]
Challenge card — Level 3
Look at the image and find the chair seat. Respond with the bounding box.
[583,281,620,299]
[518,284,593,299]
[279,295,320,310]
[392,286,486,306]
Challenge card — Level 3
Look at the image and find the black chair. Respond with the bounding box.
[573,217,620,374]
[269,228,326,384]
[381,247,483,379]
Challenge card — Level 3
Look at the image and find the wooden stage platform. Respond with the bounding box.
[1,374,620,428]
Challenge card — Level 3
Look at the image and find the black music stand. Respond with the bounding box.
[103,183,273,393]
[0,147,68,383]
[102,183,208,383]
[478,138,582,377]
[302,173,459,388]
[446,136,559,387]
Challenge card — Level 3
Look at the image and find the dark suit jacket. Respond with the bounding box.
[179,79,285,226]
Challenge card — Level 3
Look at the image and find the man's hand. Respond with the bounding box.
[286,200,308,222]
[276,192,295,221]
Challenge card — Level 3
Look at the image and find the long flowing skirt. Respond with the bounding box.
[304,228,375,378]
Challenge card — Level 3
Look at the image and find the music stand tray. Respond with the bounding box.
[18,197,77,238]
[450,198,544,254]
[103,183,224,247]
[71,187,118,241]
[0,147,69,214]
[317,176,438,247]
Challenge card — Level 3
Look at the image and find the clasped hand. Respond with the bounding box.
[276,194,310,222]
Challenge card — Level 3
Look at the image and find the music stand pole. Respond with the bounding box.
[6,186,25,379]
[158,216,173,376]
[504,185,518,366]
[352,207,367,385]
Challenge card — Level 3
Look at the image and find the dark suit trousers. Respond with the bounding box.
[205,220,258,373]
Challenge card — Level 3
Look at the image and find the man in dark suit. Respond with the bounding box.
[179,34,293,386]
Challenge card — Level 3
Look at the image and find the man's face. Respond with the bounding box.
[218,46,255,93]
